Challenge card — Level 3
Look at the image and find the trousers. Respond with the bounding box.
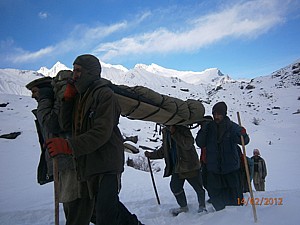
[96,174,141,225]
[170,170,206,208]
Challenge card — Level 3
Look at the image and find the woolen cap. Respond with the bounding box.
[25,77,53,90]
[253,149,260,156]
[212,101,227,116]
[73,54,101,77]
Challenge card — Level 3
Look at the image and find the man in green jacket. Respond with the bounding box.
[145,125,206,216]
[46,54,143,225]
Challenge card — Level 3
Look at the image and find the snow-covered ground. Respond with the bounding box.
[0,60,300,224]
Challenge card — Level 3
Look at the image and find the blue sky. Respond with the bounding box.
[1,0,300,79]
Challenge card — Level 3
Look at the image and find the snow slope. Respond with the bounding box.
[0,60,300,224]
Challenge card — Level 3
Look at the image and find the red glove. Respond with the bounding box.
[46,138,72,157]
[241,127,247,135]
[63,83,77,101]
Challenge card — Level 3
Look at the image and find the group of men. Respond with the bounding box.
[145,101,253,214]
[26,53,267,224]
[27,54,144,225]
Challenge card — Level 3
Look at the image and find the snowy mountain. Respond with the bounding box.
[138,63,231,85]
[37,61,70,78]
[0,60,300,225]
[0,62,228,101]
[0,69,43,96]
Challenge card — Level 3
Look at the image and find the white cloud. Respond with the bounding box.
[3,21,129,64]
[4,11,152,64]
[95,0,289,60]
[2,0,293,65]
[12,46,55,63]
[38,12,48,19]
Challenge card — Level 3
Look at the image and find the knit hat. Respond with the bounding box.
[54,70,73,81]
[73,54,101,77]
[253,149,260,156]
[212,102,227,116]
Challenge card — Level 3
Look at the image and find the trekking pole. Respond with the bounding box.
[237,112,258,223]
[53,158,59,225]
[147,157,161,205]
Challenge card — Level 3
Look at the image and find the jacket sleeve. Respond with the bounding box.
[262,159,267,178]
[232,122,250,145]
[148,146,165,159]
[195,123,209,148]
[36,98,61,134]
[60,99,75,132]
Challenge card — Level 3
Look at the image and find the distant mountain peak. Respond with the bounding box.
[133,63,227,85]
[37,61,70,77]
[101,61,128,72]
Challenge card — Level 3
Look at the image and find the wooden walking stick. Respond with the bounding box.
[147,157,161,205]
[53,158,59,225]
[237,112,258,223]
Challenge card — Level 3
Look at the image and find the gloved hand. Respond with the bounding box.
[144,151,151,158]
[46,137,72,157]
[38,87,54,101]
[200,116,213,127]
[63,82,77,101]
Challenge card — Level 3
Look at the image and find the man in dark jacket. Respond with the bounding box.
[26,77,55,185]
[195,102,250,211]
[45,54,143,225]
[145,125,206,216]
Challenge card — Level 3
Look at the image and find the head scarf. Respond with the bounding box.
[73,54,101,93]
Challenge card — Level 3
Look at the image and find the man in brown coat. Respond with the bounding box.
[252,149,267,191]
[46,54,143,225]
[145,125,206,216]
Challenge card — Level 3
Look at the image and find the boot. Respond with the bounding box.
[170,206,189,216]
[197,206,208,214]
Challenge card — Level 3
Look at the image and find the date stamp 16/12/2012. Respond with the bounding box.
[237,197,283,206]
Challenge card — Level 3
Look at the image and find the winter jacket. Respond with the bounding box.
[195,116,250,174]
[35,97,75,173]
[34,97,80,202]
[251,155,267,180]
[148,126,200,178]
[32,109,53,185]
[60,78,124,182]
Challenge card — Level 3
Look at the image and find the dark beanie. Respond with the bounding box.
[73,54,101,77]
[212,102,227,116]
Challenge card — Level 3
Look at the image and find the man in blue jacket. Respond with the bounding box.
[196,102,249,211]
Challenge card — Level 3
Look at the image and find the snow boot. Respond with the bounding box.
[197,206,208,215]
[170,206,189,216]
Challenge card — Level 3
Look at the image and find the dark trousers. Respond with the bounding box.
[170,170,206,208]
[96,174,140,225]
[63,196,95,225]
[207,170,243,211]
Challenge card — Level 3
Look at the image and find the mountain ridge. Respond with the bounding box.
[0,60,299,106]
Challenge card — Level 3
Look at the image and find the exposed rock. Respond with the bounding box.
[0,132,21,139]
